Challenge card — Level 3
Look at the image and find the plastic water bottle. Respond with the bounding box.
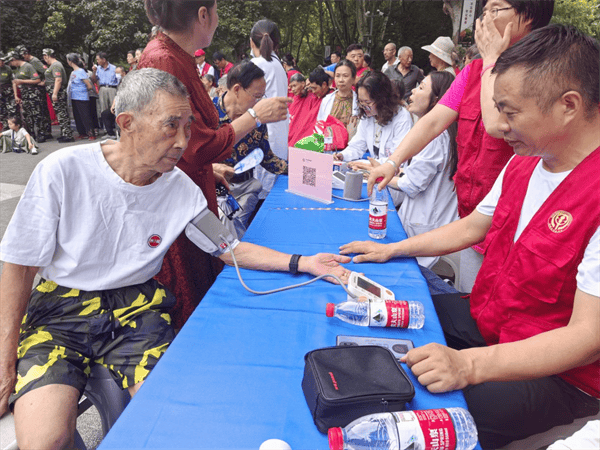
[328,407,478,450]
[326,299,425,329]
[369,177,388,239]
[324,126,334,152]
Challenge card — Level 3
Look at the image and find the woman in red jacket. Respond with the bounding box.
[140,0,291,328]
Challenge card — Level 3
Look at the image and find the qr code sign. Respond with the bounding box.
[302,166,317,187]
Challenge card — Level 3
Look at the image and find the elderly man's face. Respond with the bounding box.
[132,91,194,174]
[195,55,206,65]
[347,49,364,69]
[96,55,107,66]
[399,50,413,68]
[289,80,304,97]
[330,53,340,64]
[383,44,396,62]
[236,78,266,111]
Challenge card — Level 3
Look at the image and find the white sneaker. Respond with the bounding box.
[31,148,39,155]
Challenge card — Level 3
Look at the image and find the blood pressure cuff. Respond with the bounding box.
[301,345,415,433]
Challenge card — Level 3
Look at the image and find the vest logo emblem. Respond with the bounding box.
[548,211,572,233]
[147,234,162,248]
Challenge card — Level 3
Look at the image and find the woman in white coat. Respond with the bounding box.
[335,71,412,164]
[391,71,459,268]
[250,19,290,199]
[334,71,413,206]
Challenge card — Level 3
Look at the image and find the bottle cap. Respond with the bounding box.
[328,427,344,450]
[376,177,384,183]
[325,303,335,317]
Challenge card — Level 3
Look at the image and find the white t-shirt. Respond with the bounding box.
[477,158,600,297]
[252,53,290,198]
[0,143,207,291]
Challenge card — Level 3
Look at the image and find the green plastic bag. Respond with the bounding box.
[293,133,324,153]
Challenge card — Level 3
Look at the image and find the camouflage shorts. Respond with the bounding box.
[9,278,176,408]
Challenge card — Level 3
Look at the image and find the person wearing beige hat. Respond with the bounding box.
[422,36,456,77]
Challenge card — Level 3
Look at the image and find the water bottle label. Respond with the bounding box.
[368,205,387,230]
[392,409,457,450]
[368,300,410,327]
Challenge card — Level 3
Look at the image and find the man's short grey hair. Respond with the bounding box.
[398,46,412,57]
[386,42,397,49]
[114,68,188,116]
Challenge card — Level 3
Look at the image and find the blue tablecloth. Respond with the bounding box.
[100,177,480,449]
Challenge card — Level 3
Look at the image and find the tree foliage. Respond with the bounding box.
[2,0,596,78]
[551,0,600,41]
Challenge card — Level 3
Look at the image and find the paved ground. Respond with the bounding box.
[1,125,104,449]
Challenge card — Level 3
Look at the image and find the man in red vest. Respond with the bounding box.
[213,51,233,78]
[340,25,600,449]
[194,49,215,78]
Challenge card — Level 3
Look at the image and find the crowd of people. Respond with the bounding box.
[0,46,148,148]
[0,0,598,449]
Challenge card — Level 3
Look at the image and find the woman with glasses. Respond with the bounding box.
[249,19,290,200]
[139,0,291,328]
[365,0,554,292]
[334,71,413,206]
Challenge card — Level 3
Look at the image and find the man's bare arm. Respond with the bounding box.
[218,242,351,285]
[405,289,600,393]
[0,263,38,416]
[340,210,492,263]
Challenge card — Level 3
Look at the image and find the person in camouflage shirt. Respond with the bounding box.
[0,52,18,130]
[6,52,42,140]
[42,48,73,142]
[15,45,53,141]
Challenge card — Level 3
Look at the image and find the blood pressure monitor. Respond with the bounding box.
[347,272,395,302]
[332,171,346,190]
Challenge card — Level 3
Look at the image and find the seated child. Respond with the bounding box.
[1,116,38,154]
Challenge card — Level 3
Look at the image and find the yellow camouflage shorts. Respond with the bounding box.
[9,278,175,408]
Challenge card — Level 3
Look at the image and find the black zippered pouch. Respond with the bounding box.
[301,345,415,433]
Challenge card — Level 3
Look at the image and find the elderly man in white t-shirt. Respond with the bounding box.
[0,68,351,450]
[340,25,600,449]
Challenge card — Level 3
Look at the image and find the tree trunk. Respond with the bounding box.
[443,0,463,43]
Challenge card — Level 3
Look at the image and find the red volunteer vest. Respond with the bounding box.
[199,62,211,77]
[471,149,600,398]
[455,59,514,218]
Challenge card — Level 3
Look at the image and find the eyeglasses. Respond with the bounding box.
[479,6,513,20]
[244,88,265,102]
[358,99,375,107]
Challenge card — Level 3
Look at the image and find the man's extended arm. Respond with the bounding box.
[340,210,492,263]
[218,242,351,285]
[0,263,39,416]
[404,289,600,393]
